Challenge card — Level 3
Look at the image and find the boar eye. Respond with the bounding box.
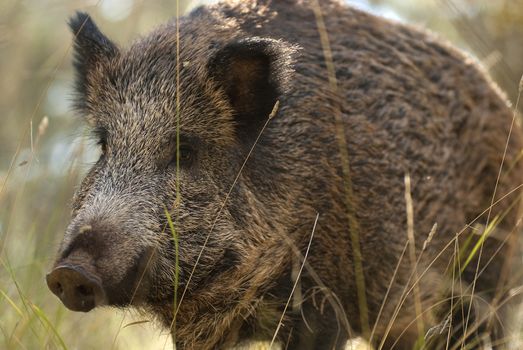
[169,143,194,168]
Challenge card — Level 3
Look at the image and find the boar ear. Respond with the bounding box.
[68,12,118,106]
[208,37,295,140]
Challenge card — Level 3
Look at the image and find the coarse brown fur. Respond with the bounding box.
[48,0,523,349]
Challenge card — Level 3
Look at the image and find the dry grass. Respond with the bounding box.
[2,1,523,349]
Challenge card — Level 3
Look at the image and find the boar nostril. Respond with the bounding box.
[46,265,106,312]
[54,282,63,295]
[76,284,92,297]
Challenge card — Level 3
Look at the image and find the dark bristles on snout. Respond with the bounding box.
[46,265,106,312]
[47,220,156,310]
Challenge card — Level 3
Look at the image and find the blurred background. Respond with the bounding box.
[1,0,522,349]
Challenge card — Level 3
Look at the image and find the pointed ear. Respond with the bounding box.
[208,37,296,140]
[68,12,118,108]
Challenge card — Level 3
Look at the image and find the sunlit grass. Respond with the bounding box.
[2,0,523,349]
[0,133,174,349]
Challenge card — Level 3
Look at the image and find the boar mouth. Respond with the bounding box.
[46,264,107,312]
[106,246,156,307]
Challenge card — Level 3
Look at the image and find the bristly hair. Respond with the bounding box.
[68,11,118,113]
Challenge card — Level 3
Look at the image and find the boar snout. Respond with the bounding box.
[49,218,157,311]
[46,264,106,312]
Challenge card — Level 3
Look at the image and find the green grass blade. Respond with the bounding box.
[0,289,24,317]
[164,208,180,335]
[460,215,500,274]
[29,303,68,350]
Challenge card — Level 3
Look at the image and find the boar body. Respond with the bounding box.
[47,1,523,349]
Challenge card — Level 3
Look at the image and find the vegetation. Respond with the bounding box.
[1,0,522,349]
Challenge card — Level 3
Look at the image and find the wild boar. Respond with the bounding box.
[47,0,523,349]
